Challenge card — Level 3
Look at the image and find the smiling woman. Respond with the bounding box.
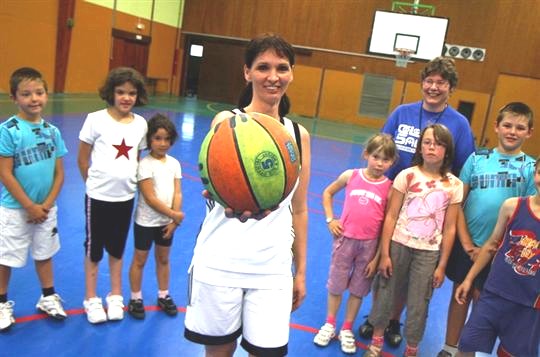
[380,57,475,181]
[184,33,311,357]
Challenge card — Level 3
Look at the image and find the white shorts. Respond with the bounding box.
[0,206,60,267]
[184,277,293,356]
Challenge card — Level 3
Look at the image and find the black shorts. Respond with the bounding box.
[446,238,490,290]
[133,223,174,250]
[84,195,134,262]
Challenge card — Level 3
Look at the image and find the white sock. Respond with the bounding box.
[443,344,458,356]
[131,291,142,300]
[158,290,169,299]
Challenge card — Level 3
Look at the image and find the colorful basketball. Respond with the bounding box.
[198,112,300,214]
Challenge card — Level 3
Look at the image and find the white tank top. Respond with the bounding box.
[190,111,301,289]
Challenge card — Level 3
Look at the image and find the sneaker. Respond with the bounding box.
[36,294,67,320]
[128,298,145,319]
[157,295,177,316]
[339,329,357,354]
[83,297,107,324]
[106,295,124,321]
[0,301,15,331]
[363,344,382,357]
[358,318,374,339]
[313,322,336,347]
[384,319,403,347]
[437,350,453,357]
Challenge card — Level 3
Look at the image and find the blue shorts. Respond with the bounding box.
[446,239,490,289]
[459,289,540,357]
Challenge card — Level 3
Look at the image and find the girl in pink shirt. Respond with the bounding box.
[314,133,397,354]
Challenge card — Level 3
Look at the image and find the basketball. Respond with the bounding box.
[198,112,300,214]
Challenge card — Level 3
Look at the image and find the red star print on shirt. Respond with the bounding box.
[113,138,133,159]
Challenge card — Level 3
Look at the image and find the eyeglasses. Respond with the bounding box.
[423,79,449,88]
[421,139,446,148]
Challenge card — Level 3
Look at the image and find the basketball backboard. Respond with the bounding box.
[368,10,449,61]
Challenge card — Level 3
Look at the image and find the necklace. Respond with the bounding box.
[418,101,447,130]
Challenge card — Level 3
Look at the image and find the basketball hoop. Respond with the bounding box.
[394,48,414,68]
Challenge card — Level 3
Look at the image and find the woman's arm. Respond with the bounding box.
[291,125,310,311]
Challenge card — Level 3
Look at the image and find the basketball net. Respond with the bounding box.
[394,48,413,68]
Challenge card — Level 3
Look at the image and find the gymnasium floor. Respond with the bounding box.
[0,94,497,356]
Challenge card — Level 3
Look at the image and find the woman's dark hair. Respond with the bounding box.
[146,113,178,147]
[238,33,295,117]
[411,124,455,177]
[99,67,148,107]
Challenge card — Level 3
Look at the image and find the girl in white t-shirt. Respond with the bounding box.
[78,67,148,324]
[364,124,463,357]
[127,113,183,319]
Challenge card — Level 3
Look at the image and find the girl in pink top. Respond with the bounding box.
[314,134,397,354]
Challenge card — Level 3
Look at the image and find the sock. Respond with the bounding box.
[341,320,353,331]
[404,344,418,356]
[158,290,169,299]
[372,335,384,347]
[131,291,142,300]
[42,286,55,297]
[443,344,458,356]
[326,315,336,327]
[0,294,7,303]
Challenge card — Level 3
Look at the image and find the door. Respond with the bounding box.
[109,29,150,76]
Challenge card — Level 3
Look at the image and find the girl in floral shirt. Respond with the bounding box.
[364,124,463,357]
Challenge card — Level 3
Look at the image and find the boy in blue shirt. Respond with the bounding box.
[0,67,68,331]
[438,102,536,356]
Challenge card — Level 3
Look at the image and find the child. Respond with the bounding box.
[313,134,396,354]
[364,124,463,357]
[454,155,540,357]
[77,67,148,324]
[438,102,536,357]
[0,67,68,331]
[127,113,184,319]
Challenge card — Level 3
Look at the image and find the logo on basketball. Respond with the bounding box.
[254,151,279,177]
[285,141,297,163]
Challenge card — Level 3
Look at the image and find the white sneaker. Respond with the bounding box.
[83,297,107,324]
[106,295,124,321]
[36,294,67,320]
[313,322,336,347]
[0,301,15,331]
[339,329,357,354]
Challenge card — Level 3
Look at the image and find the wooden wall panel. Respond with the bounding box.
[147,22,178,93]
[64,0,112,93]
[114,11,152,37]
[318,69,405,129]
[318,70,363,124]
[447,89,490,146]
[0,1,58,93]
[196,39,245,104]
[485,75,540,157]
[182,0,540,95]
[287,65,323,118]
